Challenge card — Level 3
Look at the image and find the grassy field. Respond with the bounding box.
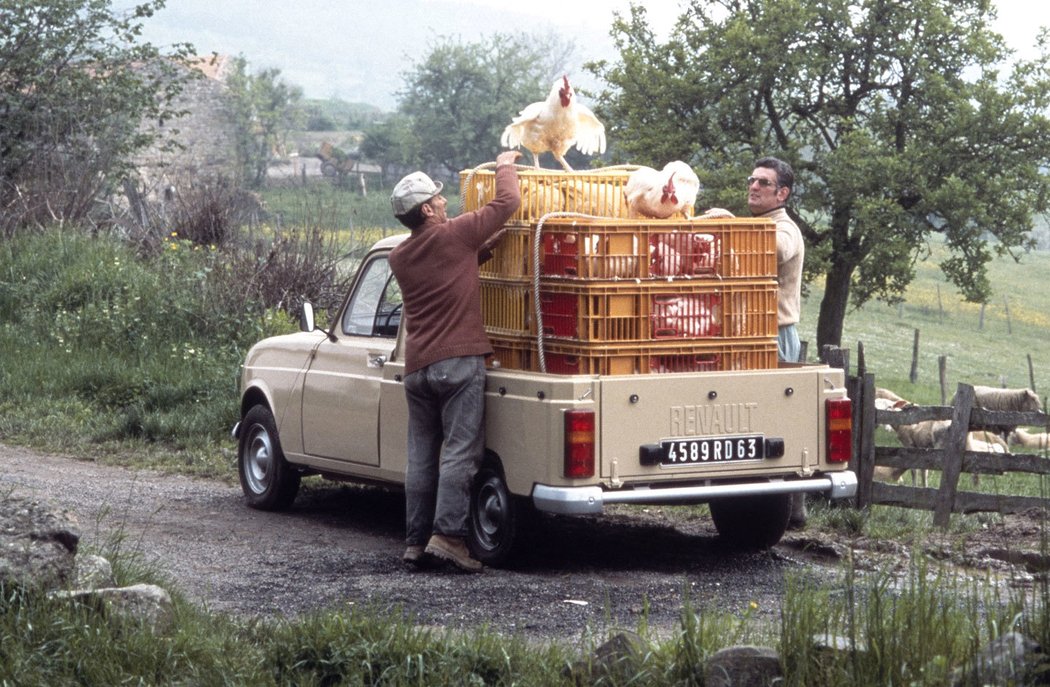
[800,237,1050,406]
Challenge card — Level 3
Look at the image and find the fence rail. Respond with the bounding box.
[851,373,1050,527]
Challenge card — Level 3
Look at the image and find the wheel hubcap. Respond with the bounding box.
[476,480,505,545]
[244,425,273,494]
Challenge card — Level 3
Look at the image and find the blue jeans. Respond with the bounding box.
[778,324,800,363]
[402,355,486,546]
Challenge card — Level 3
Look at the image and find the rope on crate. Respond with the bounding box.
[532,211,612,374]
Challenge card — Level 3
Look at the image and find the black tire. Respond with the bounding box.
[237,405,301,511]
[709,492,792,549]
[468,464,527,567]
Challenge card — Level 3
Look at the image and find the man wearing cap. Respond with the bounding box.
[388,150,521,572]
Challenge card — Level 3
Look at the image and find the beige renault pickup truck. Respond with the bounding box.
[232,232,857,567]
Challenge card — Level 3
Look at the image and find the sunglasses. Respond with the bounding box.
[747,176,779,188]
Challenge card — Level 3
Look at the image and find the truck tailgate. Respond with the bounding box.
[599,366,840,481]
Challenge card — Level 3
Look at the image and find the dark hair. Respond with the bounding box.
[394,202,428,230]
[754,157,794,192]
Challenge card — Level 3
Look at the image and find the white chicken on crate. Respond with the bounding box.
[625,161,700,219]
[501,75,606,171]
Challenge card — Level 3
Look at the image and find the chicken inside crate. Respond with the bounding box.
[650,293,722,338]
[649,220,776,278]
[542,228,643,280]
[534,217,777,281]
[649,232,720,277]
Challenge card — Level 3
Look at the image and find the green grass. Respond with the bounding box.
[800,237,1050,403]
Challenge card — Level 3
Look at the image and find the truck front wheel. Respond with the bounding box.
[238,405,301,511]
[468,464,523,567]
[709,493,792,549]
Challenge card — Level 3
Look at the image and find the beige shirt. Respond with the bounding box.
[761,207,804,327]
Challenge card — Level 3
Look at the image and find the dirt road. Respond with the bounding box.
[4,443,1042,644]
[2,444,842,642]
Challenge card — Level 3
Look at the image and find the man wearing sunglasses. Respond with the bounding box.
[745,157,803,365]
[704,157,804,362]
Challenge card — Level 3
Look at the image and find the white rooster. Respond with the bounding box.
[501,75,606,171]
[625,161,700,219]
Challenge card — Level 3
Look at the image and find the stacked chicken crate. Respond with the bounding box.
[460,168,780,375]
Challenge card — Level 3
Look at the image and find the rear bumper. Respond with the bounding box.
[532,471,857,515]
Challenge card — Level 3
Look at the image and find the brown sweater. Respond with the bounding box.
[389,164,521,375]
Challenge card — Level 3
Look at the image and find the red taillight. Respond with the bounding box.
[826,397,852,463]
[564,409,595,478]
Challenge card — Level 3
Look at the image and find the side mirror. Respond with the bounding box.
[299,302,316,332]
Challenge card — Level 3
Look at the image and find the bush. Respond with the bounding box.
[0,228,301,459]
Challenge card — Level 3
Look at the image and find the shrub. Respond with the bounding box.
[0,228,300,454]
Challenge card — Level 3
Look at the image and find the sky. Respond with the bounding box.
[133,0,1050,112]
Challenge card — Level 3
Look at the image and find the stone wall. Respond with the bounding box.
[132,55,240,197]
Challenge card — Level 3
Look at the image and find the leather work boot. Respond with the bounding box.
[425,534,483,573]
[402,545,427,568]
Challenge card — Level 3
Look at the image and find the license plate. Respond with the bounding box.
[660,435,765,466]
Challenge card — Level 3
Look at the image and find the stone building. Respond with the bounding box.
[131,54,239,198]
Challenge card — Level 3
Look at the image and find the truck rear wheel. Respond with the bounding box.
[468,464,524,567]
[709,493,792,549]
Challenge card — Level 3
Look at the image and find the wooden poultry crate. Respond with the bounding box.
[477,217,777,282]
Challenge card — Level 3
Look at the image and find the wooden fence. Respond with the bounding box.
[849,373,1050,527]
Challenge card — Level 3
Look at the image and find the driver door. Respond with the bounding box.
[300,252,401,465]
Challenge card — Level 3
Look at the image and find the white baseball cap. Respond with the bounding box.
[390,172,444,215]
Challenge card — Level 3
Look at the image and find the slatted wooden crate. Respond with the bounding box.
[461,168,640,222]
[478,223,534,280]
[480,277,533,337]
[538,217,777,281]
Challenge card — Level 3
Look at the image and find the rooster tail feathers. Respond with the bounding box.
[500,124,518,149]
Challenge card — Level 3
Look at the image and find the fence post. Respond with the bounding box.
[855,372,876,508]
[939,355,947,405]
[1029,354,1036,393]
[909,329,920,383]
[933,383,974,528]
[823,345,850,376]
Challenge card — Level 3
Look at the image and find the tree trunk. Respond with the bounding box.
[816,257,854,350]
